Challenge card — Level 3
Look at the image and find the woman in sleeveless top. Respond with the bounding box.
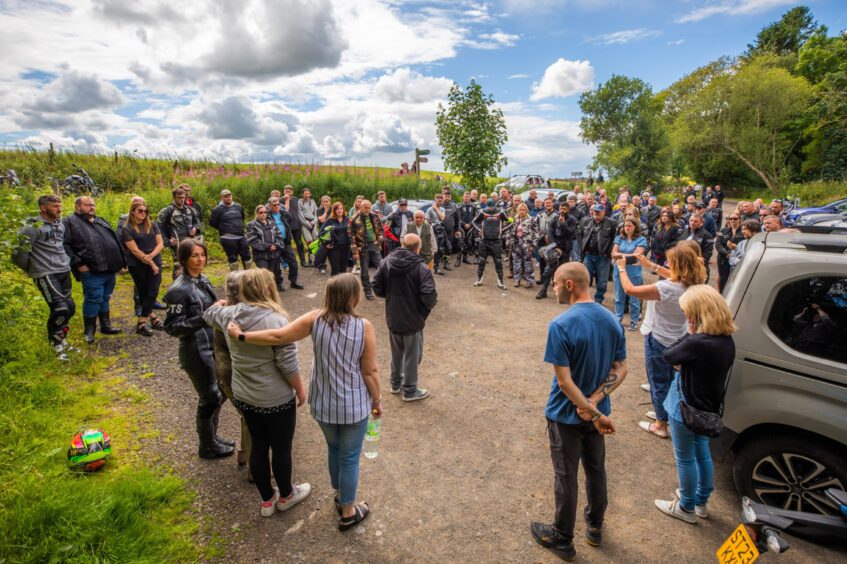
[227,273,382,531]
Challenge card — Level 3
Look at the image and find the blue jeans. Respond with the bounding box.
[613,266,642,322]
[81,271,116,317]
[669,417,714,511]
[583,254,611,303]
[644,333,672,422]
[317,418,369,505]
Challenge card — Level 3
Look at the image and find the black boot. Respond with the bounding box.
[211,405,235,448]
[83,316,97,344]
[276,282,286,292]
[442,256,452,271]
[454,254,462,267]
[536,276,551,299]
[290,280,304,290]
[462,253,471,265]
[197,416,235,459]
[98,312,122,335]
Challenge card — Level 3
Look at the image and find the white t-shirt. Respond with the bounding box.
[651,280,688,347]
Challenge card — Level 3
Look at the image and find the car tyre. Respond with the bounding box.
[733,431,847,516]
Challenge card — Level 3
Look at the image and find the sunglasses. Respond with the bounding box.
[135,208,149,214]
[257,211,267,214]
[729,217,740,220]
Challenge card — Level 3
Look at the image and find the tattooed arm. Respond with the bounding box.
[576,360,628,421]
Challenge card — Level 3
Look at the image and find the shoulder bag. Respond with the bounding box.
[677,374,723,437]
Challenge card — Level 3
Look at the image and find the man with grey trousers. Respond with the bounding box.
[373,233,437,402]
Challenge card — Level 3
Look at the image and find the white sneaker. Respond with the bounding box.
[646,411,657,421]
[675,488,708,518]
[655,498,697,524]
[497,278,507,290]
[474,278,483,287]
[276,482,311,512]
[260,491,280,517]
[640,383,651,392]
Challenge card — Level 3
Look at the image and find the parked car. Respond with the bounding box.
[494,175,549,192]
[519,189,573,205]
[387,199,432,214]
[793,211,847,227]
[715,230,847,516]
[785,197,847,226]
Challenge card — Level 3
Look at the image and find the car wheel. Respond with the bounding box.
[733,432,847,516]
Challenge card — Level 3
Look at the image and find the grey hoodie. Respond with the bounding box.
[13,216,70,279]
[203,302,300,408]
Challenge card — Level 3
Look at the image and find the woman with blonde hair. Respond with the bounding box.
[227,273,382,531]
[122,199,164,335]
[203,268,310,517]
[654,285,735,523]
[509,203,540,288]
[617,245,705,439]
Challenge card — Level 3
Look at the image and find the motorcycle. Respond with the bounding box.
[782,194,801,215]
[738,488,847,556]
[1,169,20,187]
[58,164,102,197]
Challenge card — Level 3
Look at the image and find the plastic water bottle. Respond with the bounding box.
[363,415,380,459]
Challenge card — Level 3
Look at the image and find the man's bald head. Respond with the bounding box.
[402,233,421,254]
[553,262,590,305]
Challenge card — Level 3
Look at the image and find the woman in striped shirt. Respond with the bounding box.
[227,273,382,531]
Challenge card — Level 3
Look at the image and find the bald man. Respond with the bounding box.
[373,233,438,402]
[531,262,627,560]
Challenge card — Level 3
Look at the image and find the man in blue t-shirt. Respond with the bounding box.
[531,262,628,562]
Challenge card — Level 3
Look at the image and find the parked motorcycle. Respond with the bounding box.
[739,488,847,555]
[58,164,102,197]
[1,169,20,187]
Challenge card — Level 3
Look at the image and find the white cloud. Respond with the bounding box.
[465,30,520,49]
[508,73,530,79]
[676,0,798,24]
[529,59,594,101]
[374,68,453,104]
[667,39,686,46]
[351,114,421,155]
[588,28,661,45]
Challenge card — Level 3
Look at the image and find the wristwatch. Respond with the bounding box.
[238,333,246,342]
[590,410,602,422]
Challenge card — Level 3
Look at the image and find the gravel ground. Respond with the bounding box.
[96,256,846,563]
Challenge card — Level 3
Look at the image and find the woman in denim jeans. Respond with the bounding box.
[611,218,648,331]
[654,285,735,523]
[616,245,705,439]
[227,273,383,530]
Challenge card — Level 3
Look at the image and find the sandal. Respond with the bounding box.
[338,502,370,531]
[136,321,154,337]
[148,314,164,330]
[638,420,669,439]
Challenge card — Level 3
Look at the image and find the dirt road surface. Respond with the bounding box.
[104,249,845,563]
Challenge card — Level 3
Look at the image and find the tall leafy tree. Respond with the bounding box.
[435,80,508,191]
[746,6,819,57]
[675,56,814,192]
[578,75,670,187]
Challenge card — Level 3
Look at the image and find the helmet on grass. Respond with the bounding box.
[67,429,111,472]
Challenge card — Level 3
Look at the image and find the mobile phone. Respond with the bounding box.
[625,255,639,265]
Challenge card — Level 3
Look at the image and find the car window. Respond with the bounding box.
[834,201,847,213]
[766,276,847,364]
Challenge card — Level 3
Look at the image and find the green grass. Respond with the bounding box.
[0,185,204,563]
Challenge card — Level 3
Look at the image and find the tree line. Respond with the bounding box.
[578,6,846,193]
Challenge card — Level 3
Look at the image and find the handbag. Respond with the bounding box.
[677,374,723,437]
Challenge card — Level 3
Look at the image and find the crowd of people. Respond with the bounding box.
[13,180,771,548]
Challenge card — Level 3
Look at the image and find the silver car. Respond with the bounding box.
[716,231,847,516]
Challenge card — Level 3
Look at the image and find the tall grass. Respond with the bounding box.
[0,184,202,562]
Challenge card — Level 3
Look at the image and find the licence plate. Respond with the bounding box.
[716,524,760,563]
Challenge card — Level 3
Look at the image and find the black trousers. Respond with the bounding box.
[280,246,298,282]
[717,256,730,293]
[477,239,503,279]
[220,237,250,266]
[34,272,76,344]
[242,401,297,501]
[358,242,382,289]
[179,330,223,419]
[128,264,162,317]
[314,244,328,269]
[254,254,282,285]
[547,419,607,542]
[290,227,306,263]
[328,244,350,276]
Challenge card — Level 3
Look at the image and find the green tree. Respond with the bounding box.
[746,6,819,57]
[675,56,814,192]
[578,75,670,187]
[435,80,507,191]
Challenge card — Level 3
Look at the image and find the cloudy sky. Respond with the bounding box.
[0,0,843,177]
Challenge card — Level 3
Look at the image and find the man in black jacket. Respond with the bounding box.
[373,233,437,402]
[536,206,577,300]
[577,204,617,304]
[209,189,251,271]
[679,214,715,282]
[472,200,511,290]
[158,187,202,279]
[458,192,479,264]
[283,185,307,266]
[386,199,414,254]
[63,196,126,343]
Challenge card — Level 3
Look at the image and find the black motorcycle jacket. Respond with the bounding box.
[63,212,126,275]
[209,203,246,237]
[245,219,283,261]
[164,274,216,356]
[459,203,479,229]
[158,203,201,242]
[473,207,512,240]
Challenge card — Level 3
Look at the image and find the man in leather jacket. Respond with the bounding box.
[458,192,479,264]
[13,194,77,360]
[536,206,577,299]
[63,196,126,343]
[349,199,384,300]
[209,189,251,271]
[267,197,304,290]
[441,189,462,268]
[387,200,414,254]
[679,213,715,282]
[472,200,511,290]
[577,204,617,304]
[163,240,234,459]
[158,187,202,279]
